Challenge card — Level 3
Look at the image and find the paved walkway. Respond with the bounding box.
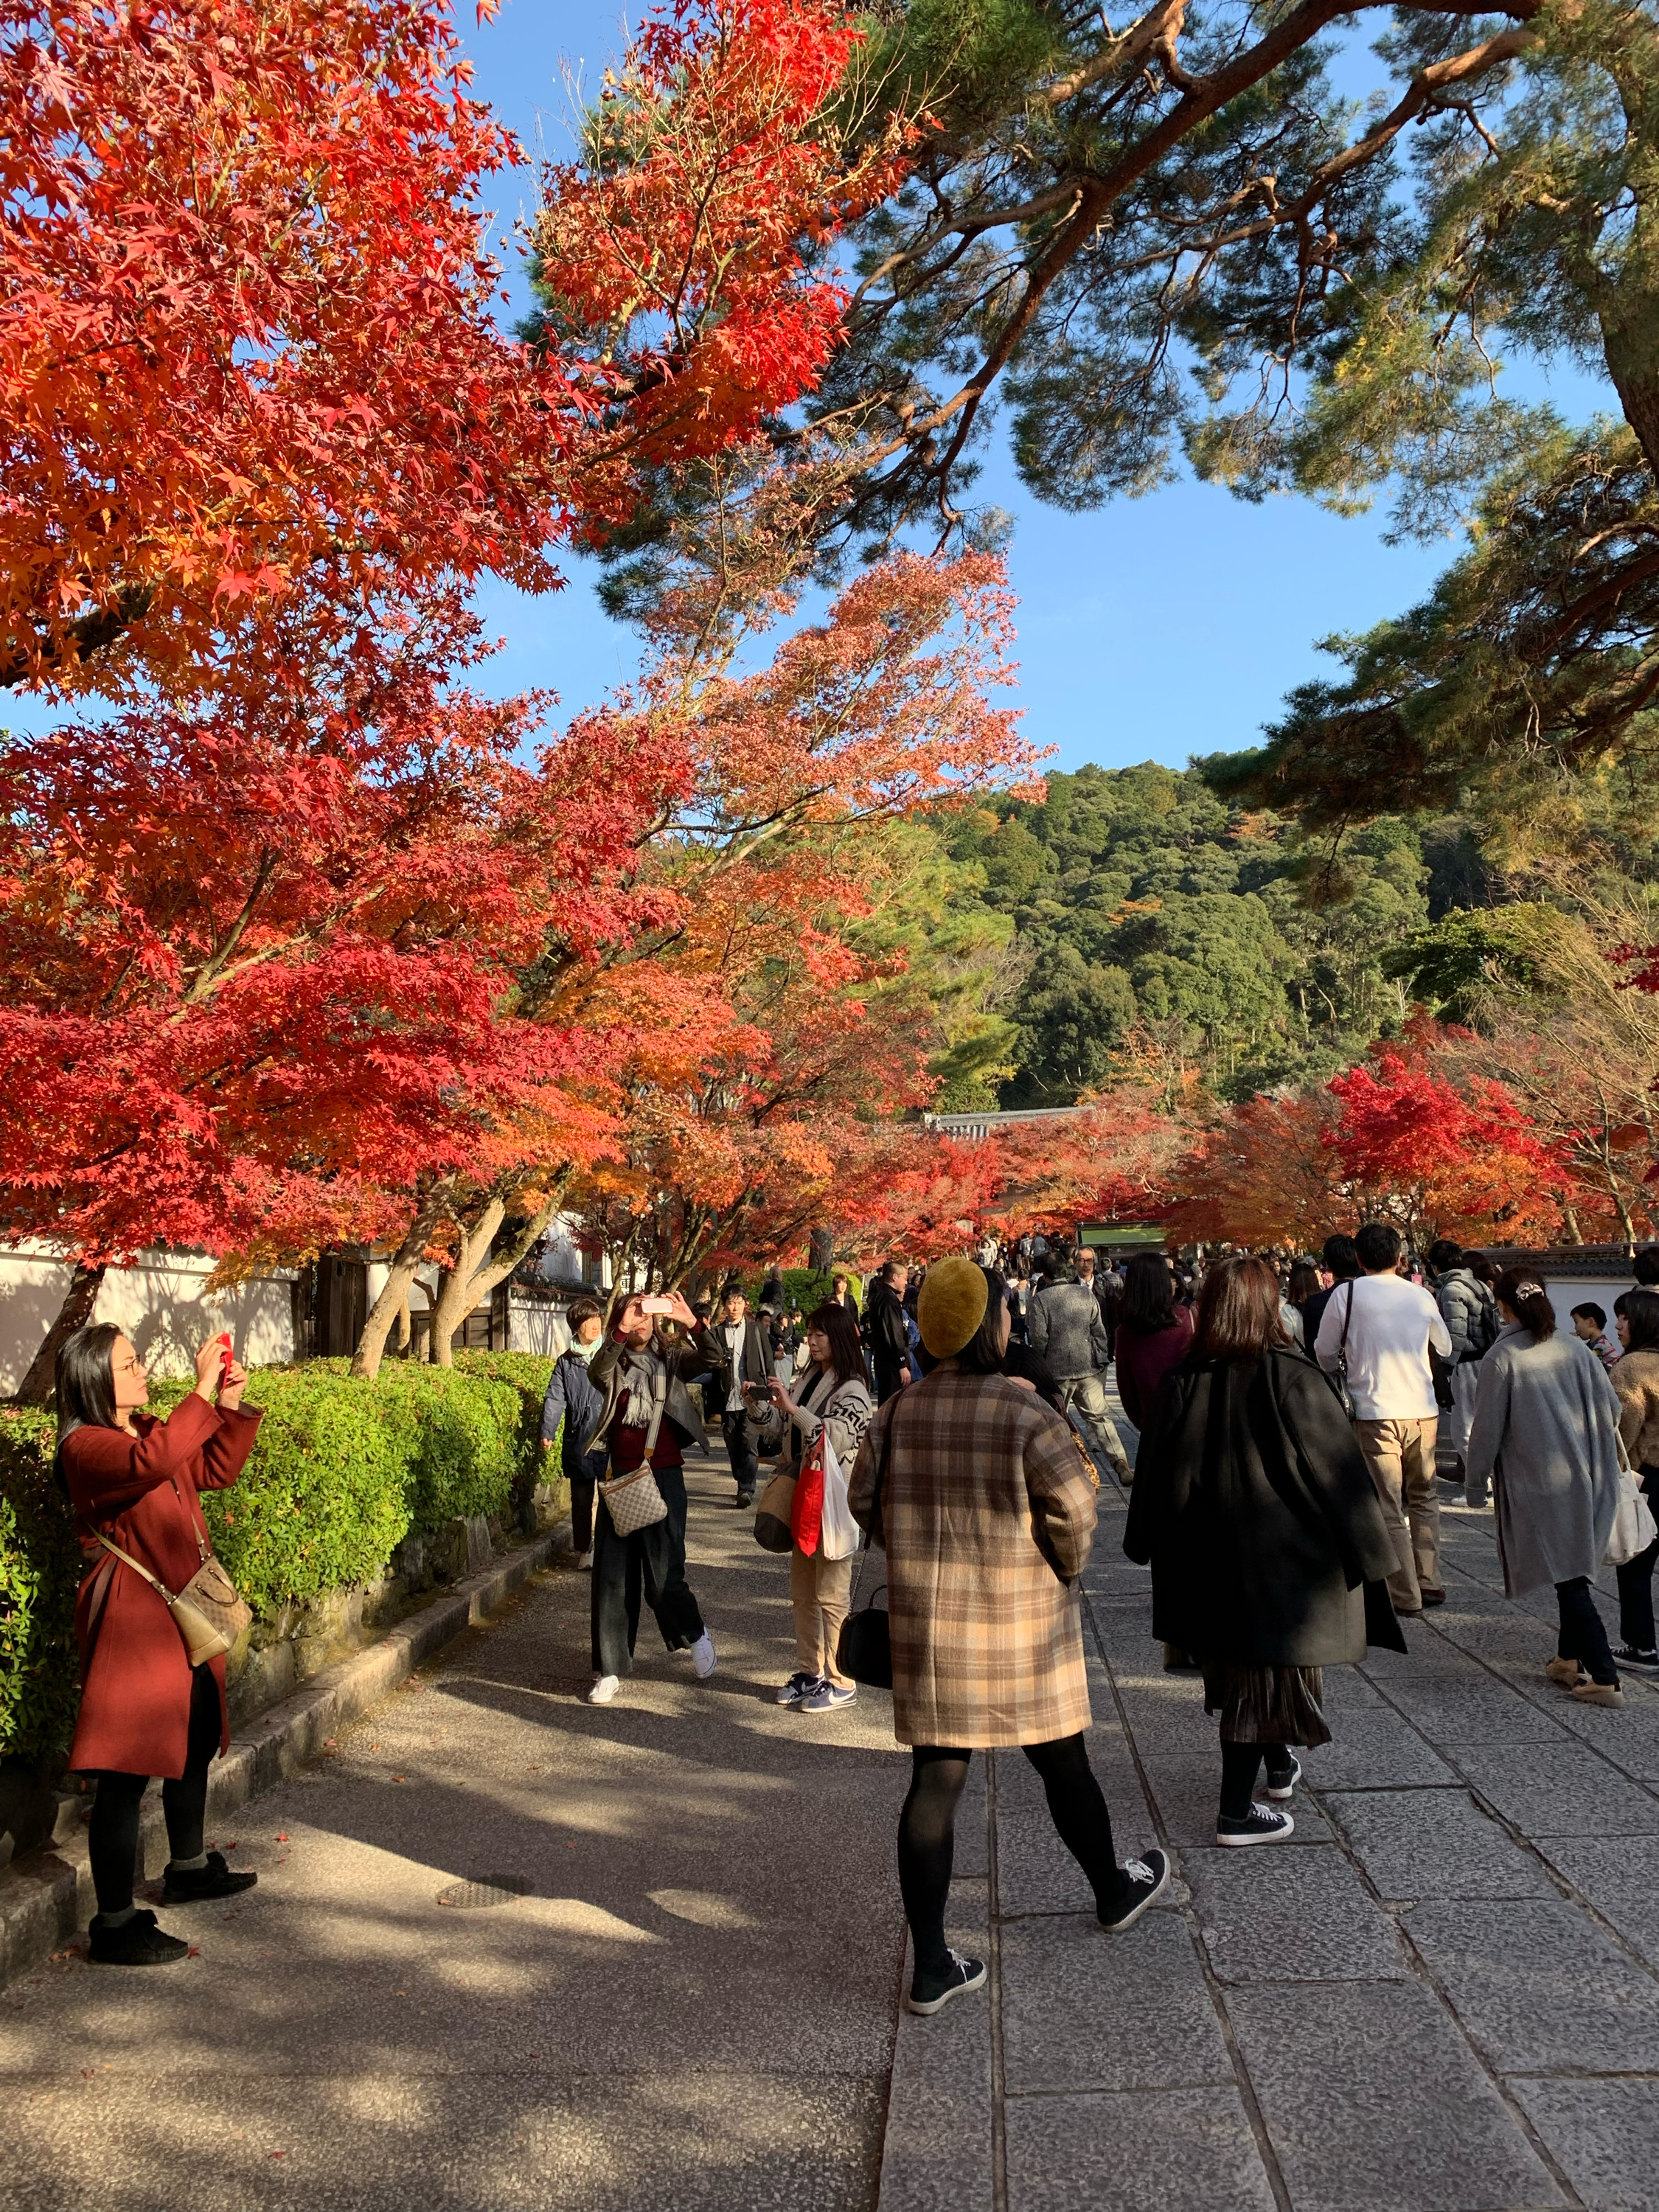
[1,1447,910,2212]
[9,1397,1659,2212]
[881,1391,1659,2212]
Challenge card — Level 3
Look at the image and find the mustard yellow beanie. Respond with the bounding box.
[917,1256,990,1359]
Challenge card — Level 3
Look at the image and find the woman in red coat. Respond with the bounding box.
[58,1322,263,1965]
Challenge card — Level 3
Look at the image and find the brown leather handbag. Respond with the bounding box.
[92,1528,251,1666]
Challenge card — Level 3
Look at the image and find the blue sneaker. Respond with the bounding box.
[799,1678,857,1714]
[775,1670,817,1705]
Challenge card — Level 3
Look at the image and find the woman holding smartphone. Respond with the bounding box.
[583,1290,722,1705]
[58,1324,262,1964]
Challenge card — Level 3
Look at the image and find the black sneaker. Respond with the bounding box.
[88,1908,189,1966]
[1215,1803,1295,1848]
[1098,1849,1170,1932]
[734,1491,755,1509]
[162,1851,258,1905]
[1264,1754,1302,1802]
[905,1948,987,2017]
[1613,1645,1659,1673]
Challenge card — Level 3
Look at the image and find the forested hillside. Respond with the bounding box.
[932,766,1500,1110]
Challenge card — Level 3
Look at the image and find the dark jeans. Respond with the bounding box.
[87,1663,219,1915]
[720,1409,758,1498]
[1617,1466,1659,1650]
[590,1464,705,1677]
[897,1736,1130,1971]
[1557,1575,1619,1686]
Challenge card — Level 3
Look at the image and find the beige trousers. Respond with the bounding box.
[1356,1416,1441,1611]
[791,1547,854,1687]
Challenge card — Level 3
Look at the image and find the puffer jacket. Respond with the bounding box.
[1436,1267,1498,1366]
[1029,1276,1110,1379]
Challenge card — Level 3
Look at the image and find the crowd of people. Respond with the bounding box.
[49,1226,1659,2000]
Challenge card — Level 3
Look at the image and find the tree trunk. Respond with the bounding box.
[11,1262,108,1405]
[429,1192,563,1367]
[352,1186,455,1381]
[429,1197,507,1369]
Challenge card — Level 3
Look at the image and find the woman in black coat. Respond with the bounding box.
[1124,1253,1402,1846]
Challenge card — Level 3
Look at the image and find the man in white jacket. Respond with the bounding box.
[1315,1220,1454,1615]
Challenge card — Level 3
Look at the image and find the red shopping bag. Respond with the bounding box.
[792,1430,827,1557]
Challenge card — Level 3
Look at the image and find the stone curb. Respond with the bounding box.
[0,1526,566,1990]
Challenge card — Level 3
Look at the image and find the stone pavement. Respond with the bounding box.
[880,1386,1659,2212]
[1,1445,911,2212]
[9,1400,1659,2212]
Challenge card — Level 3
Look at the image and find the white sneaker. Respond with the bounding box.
[691,1630,717,1680]
[587,1674,620,1705]
[577,1550,594,1571]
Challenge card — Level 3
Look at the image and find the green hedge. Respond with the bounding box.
[0,1353,559,1770]
[0,1409,81,1769]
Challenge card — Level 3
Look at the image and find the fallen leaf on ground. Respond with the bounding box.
[274,1832,289,1841]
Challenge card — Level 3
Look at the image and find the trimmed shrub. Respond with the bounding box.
[451,1349,558,1500]
[340,1362,522,1526]
[0,1409,80,1769]
[200,1369,411,1618]
[0,1355,560,1769]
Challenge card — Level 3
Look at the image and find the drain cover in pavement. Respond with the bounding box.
[436,1874,532,1910]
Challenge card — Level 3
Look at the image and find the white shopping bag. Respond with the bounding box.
[1606,1467,1658,1568]
[818,1431,861,1561]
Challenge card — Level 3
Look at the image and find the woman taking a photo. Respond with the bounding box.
[1114,1253,1196,1464]
[850,1259,1167,2020]
[59,1324,263,1965]
[1466,1269,1625,1705]
[1611,1287,1659,1670]
[1127,1255,1402,1846]
[762,1302,874,1714]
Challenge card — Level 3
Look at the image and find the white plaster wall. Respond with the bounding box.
[1543,1276,1633,1335]
[0,1244,295,1394]
[509,1297,572,1357]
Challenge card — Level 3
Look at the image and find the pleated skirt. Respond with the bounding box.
[1201,1662,1332,1747]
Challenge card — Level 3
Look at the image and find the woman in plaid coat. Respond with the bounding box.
[849,1257,1169,2019]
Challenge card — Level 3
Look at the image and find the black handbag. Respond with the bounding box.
[836,1401,896,1688]
[838,1579,892,1688]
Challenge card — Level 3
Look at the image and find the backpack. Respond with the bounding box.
[1469,1284,1501,1360]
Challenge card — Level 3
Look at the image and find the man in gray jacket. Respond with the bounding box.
[1029,1247,1133,1480]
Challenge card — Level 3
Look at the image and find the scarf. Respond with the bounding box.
[617,1344,665,1429]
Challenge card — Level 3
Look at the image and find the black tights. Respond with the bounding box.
[898,1736,1129,1972]
[1219,1739,1292,1820]
[87,1664,220,1916]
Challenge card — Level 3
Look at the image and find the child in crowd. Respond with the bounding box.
[1571,1303,1621,1372]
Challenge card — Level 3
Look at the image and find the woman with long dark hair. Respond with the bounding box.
[1127,1254,1402,1845]
[1467,1269,1625,1705]
[58,1323,263,1964]
[1612,1287,1659,1670]
[850,1259,1167,2020]
[1113,1252,1196,1442]
[762,1301,874,1713]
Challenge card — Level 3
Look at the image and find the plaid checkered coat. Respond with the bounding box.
[848,1366,1098,1748]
